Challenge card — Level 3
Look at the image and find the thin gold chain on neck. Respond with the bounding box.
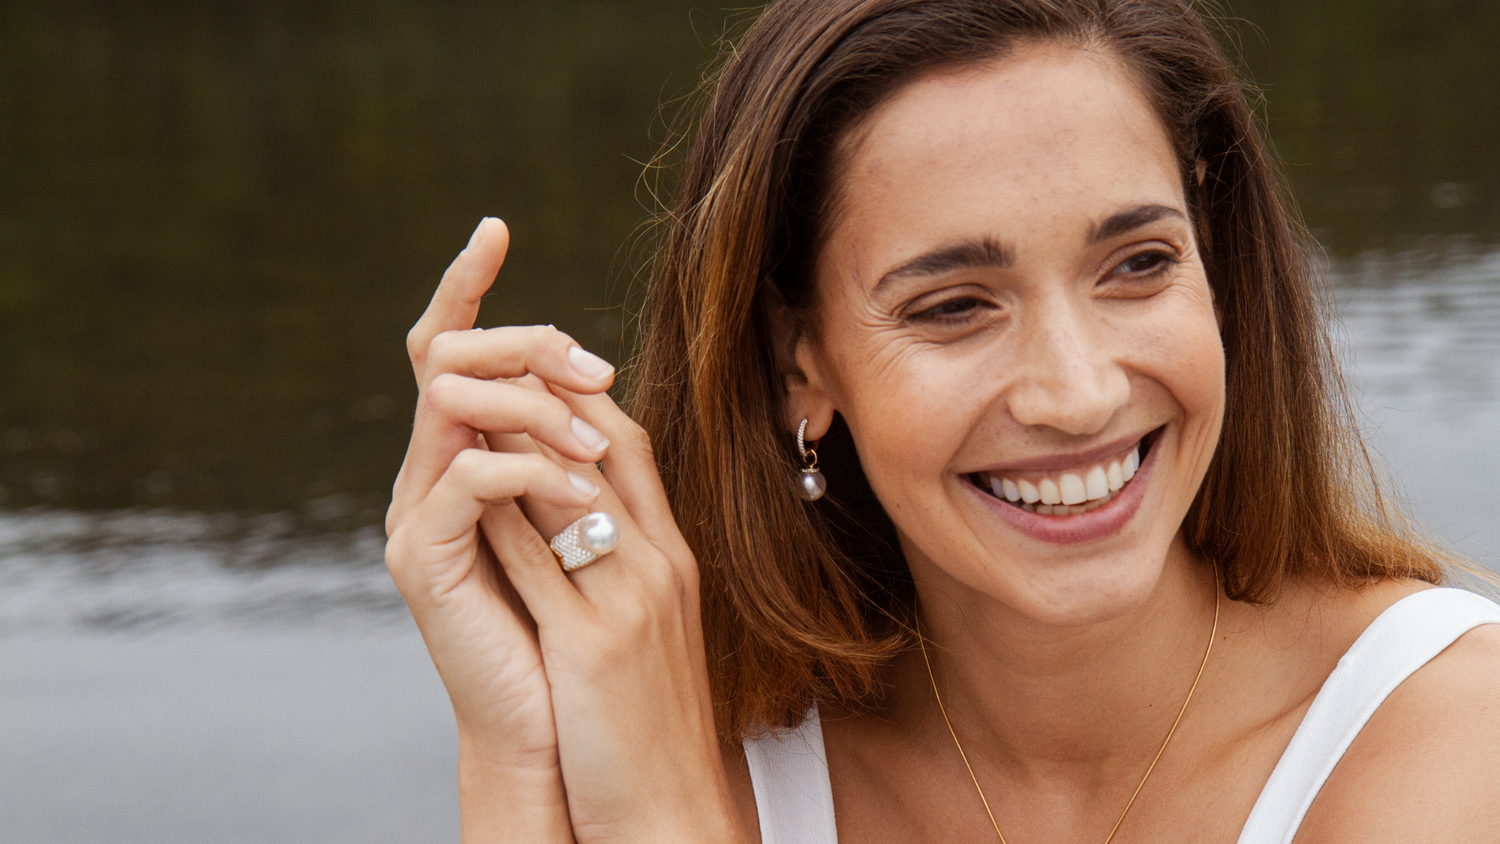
[916,572,1221,844]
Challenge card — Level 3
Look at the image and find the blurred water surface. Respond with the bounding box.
[1,0,1498,841]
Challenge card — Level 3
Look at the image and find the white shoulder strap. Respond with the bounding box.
[743,706,839,844]
[1237,587,1500,844]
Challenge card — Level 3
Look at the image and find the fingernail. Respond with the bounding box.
[568,345,614,379]
[467,218,488,250]
[571,416,609,452]
[567,471,599,498]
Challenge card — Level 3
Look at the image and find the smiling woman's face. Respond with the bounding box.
[790,43,1225,626]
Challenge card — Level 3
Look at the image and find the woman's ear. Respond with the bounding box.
[767,291,836,442]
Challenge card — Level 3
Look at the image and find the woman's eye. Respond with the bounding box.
[1101,249,1178,296]
[1116,251,1171,275]
[911,296,986,322]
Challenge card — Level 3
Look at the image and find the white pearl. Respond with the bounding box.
[579,512,620,554]
[798,470,827,501]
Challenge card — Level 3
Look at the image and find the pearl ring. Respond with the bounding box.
[549,512,621,572]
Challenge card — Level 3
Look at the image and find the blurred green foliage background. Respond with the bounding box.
[0,0,1495,526]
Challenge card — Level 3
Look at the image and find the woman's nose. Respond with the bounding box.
[1005,299,1130,436]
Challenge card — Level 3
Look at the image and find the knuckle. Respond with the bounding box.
[620,420,654,455]
[662,562,691,600]
[533,324,574,356]
[423,372,463,413]
[649,560,694,610]
[405,324,428,362]
[518,324,550,347]
[517,529,555,565]
[426,329,460,367]
[383,530,412,579]
[614,587,655,636]
[384,502,401,539]
[539,394,574,429]
[448,447,489,481]
[508,386,561,428]
[532,322,567,343]
[676,559,701,597]
[636,552,679,592]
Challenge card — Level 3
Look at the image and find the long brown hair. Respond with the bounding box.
[626,0,1445,740]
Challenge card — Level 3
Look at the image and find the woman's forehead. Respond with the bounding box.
[856,43,1172,165]
[827,43,1184,263]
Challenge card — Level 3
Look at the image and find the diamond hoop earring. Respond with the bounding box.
[796,419,827,501]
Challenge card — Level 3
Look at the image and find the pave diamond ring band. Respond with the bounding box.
[549,512,621,572]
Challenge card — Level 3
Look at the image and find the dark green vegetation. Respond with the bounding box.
[1231,0,1500,255]
[0,0,1496,524]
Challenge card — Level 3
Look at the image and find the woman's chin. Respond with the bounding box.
[1005,556,1171,627]
[904,529,1176,629]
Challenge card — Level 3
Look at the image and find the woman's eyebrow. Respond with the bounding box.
[872,204,1185,292]
[873,237,1015,291]
[1088,203,1186,245]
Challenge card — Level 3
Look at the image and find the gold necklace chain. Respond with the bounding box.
[917,575,1220,844]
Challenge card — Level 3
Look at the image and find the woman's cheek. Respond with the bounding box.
[1171,294,1226,425]
[1127,280,1223,405]
[840,342,979,505]
[1140,287,1226,488]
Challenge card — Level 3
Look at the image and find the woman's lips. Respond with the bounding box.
[965,430,1162,545]
[973,438,1142,513]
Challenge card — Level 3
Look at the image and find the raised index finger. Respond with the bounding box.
[407,217,510,387]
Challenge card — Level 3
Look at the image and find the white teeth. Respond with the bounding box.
[1039,478,1061,505]
[1059,473,1086,505]
[1085,466,1109,500]
[980,439,1146,515]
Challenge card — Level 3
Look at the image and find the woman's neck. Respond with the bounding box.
[894,534,1220,785]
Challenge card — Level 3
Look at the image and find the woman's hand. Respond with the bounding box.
[387,219,601,843]
[385,219,741,844]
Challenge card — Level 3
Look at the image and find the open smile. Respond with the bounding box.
[966,428,1160,515]
[963,428,1164,544]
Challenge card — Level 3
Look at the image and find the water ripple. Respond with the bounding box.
[1334,250,1500,416]
[0,510,402,637]
[3,252,1499,635]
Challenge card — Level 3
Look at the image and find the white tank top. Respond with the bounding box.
[743,587,1500,844]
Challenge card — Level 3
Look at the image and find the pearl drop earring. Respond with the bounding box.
[796,419,826,501]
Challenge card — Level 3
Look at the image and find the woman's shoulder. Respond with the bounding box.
[1293,581,1500,841]
[719,581,1500,844]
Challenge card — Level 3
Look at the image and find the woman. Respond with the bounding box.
[384,1,1500,841]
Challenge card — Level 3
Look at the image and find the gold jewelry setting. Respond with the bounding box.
[796,418,826,501]
[918,570,1221,844]
[549,512,620,572]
